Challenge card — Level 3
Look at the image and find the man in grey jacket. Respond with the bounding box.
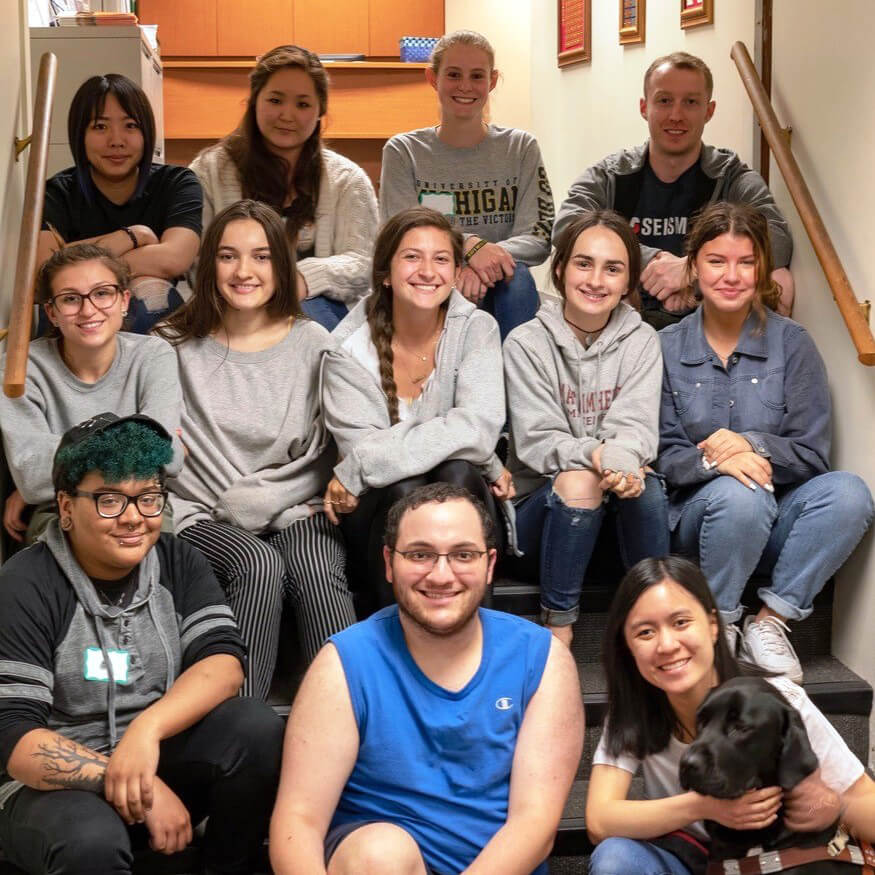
[554,52,794,328]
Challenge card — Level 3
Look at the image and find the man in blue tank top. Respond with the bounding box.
[269,483,584,875]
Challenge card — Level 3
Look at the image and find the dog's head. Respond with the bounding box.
[679,677,818,798]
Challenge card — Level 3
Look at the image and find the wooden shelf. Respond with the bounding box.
[163,59,429,70]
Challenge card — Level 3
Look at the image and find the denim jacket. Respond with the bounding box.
[657,307,831,524]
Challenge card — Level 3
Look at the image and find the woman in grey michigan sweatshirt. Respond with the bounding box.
[504,211,669,647]
[157,200,355,699]
[0,244,183,545]
[322,207,513,610]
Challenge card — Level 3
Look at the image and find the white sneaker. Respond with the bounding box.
[723,622,741,657]
[743,616,803,684]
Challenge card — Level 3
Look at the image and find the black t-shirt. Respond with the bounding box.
[42,163,203,243]
[630,162,701,257]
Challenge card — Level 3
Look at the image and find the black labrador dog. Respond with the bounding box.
[679,676,852,874]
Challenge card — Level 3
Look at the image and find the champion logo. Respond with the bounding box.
[495,697,513,711]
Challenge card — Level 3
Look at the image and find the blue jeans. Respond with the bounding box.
[673,471,874,623]
[515,473,670,624]
[301,295,349,331]
[590,837,692,875]
[480,263,540,341]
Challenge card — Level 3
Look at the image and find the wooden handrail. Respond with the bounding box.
[3,52,58,398]
[731,41,875,366]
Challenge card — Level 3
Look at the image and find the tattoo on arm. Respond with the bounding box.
[32,735,108,793]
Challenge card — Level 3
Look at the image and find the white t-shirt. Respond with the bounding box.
[592,676,865,841]
[343,321,440,422]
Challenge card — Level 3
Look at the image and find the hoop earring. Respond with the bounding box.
[60,517,73,531]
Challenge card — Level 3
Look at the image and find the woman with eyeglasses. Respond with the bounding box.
[0,243,183,545]
[0,413,283,875]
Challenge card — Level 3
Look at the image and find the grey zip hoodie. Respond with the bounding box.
[323,290,505,496]
[553,142,793,270]
[504,299,662,498]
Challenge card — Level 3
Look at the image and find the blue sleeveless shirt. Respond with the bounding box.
[330,605,552,874]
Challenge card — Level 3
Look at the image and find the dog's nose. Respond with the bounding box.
[679,747,712,790]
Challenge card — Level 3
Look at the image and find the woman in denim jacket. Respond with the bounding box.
[657,203,873,682]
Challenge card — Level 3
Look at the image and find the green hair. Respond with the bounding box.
[54,421,172,494]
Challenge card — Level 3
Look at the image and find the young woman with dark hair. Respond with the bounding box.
[0,244,183,544]
[586,556,875,875]
[380,30,555,341]
[658,202,873,682]
[157,199,355,699]
[504,210,669,647]
[37,74,203,332]
[0,413,283,875]
[190,45,378,331]
[321,206,512,611]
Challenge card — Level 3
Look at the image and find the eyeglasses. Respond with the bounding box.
[391,549,489,571]
[69,490,167,519]
[50,284,122,315]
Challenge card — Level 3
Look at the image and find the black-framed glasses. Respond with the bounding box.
[69,490,167,519]
[391,548,489,571]
[50,284,122,315]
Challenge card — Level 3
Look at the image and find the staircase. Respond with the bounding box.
[492,529,873,872]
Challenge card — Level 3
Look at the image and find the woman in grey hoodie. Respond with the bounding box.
[504,211,669,646]
[322,207,512,610]
[157,200,355,699]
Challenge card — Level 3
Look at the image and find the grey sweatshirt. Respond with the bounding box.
[323,291,505,496]
[380,125,554,266]
[168,319,336,534]
[0,333,183,505]
[503,299,662,498]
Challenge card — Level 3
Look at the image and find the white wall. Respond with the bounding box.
[770,0,875,765]
[0,0,31,326]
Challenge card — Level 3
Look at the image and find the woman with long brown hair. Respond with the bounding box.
[321,206,513,611]
[190,45,378,331]
[157,199,355,699]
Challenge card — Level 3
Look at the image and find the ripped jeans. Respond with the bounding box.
[514,473,669,624]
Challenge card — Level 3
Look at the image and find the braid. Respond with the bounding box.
[367,286,400,425]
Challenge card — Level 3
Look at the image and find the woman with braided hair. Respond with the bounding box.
[322,207,513,612]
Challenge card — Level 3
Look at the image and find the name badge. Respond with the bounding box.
[84,647,130,683]
[419,191,455,216]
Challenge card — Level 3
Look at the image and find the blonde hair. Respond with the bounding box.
[429,29,495,74]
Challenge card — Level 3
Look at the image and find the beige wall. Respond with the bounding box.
[444,0,533,131]
[0,0,31,326]
[528,0,758,224]
[770,0,875,764]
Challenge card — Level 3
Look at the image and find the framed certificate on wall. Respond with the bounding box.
[558,0,591,68]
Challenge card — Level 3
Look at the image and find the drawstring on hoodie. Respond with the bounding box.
[92,616,119,748]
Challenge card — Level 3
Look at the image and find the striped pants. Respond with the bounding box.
[180,512,355,699]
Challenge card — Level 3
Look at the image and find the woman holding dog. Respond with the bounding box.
[586,555,875,875]
[657,202,873,683]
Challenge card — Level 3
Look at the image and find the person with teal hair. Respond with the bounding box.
[0,413,283,874]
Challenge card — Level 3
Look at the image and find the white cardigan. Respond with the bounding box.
[190,145,378,304]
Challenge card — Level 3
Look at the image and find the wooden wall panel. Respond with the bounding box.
[216,0,294,57]
[163,65,436,140]
[138,0,217,56]
[368,0,444,57]
[294,0,369,55]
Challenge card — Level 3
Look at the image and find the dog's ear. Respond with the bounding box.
[777,704,819,789]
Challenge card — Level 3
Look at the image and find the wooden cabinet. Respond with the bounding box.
[294,0,368,56]
[137,0,217,56]
[138,0,442,59]
[369,0,444,56]
[216,0,294,56]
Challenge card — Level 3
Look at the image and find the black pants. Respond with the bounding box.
[0,697,283,875]
[341,460,504,615]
